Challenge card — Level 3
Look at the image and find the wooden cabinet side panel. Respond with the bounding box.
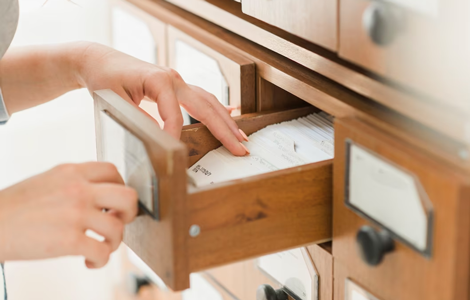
[307,244,333,300]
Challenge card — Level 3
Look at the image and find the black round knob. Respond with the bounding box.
[362,2,403,46]
[356,225,394,266]
[126,272,151,295]
[256,284,288,300]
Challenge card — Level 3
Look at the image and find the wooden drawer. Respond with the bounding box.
[207,243,332,300]
[167,25,256,117]
[111,0,167,66]
[339,0,470,110]
[94,90,332,291]
[206,260,278,300]
[123,274,237,300]
[241,0,338,51]
[332,117,470,300]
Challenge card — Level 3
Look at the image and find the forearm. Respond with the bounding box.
[0,42,91,114]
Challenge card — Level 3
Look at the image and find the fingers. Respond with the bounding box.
[76,162,124,185]
[91,183,138,223]
[181,87,248,156]
[225,106,238,114]
[182,99,248,156]
[83,210,124,253]
[74,235,112,269]
[188,85,246,143]
[143,75,183,139]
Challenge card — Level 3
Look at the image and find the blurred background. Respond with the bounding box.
[0,0,126,299]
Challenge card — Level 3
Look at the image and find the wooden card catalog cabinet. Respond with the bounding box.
[167,25,256,123]
[94,90,332,291]
[241,0,338,51]
[339,0,470,111]
[333,117,470,300]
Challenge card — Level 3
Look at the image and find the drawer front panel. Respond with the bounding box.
[333,117,470,300]
[208,243,332,300]
[168,26,256,118]
[241,0,338,51]
[339,0,470,110]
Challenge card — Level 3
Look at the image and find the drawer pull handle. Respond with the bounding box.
[126,273,151,295]
[363,2,403,46]
[256,284,288,300]
[356,226,395,266]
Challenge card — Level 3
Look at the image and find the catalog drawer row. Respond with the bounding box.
[163,0,470,145]
[104,1,470,300]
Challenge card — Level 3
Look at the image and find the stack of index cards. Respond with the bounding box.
[188,112,334,187]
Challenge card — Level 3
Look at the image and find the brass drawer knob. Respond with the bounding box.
[356,225,395,266]
[256,284,288,300]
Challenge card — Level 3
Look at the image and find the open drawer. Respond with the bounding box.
[94,90,332,291]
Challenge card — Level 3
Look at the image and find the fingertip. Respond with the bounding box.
[225,106,238,114]
[226,142,249,156]
[85,259,97,269]
[239,142,250,155]
[239,129,249,142]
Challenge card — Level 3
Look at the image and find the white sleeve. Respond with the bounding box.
[0,89,9,125]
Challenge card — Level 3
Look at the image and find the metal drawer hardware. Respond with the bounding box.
[363,1,404,46]
[356,225,395,266]
[256,284,288,300]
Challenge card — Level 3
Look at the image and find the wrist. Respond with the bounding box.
[70,41,95,89]
[73,42,115,90]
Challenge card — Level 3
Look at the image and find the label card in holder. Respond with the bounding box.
[257,248,318,300]
[182,274,223,300]
[175,40,229,125]
[345,279,381,300]
[345,141,433,255]
[112,7,156,64]
[99,111,159,220]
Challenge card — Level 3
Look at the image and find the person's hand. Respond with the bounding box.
[0,162,138,268]
[76,42,249,156]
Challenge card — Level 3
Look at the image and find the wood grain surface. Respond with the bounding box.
[163,0,470,142]
[94,90,190,290]
[339,0,470,113]
[257,77,309,112]
[96,93,333,291]
[333,117,470,300]
[307,243,333,300]
[241,0,337,51]
[125,0,470,170]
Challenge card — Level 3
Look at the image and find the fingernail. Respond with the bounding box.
[240,142,250,155]
[239,129,249,142]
